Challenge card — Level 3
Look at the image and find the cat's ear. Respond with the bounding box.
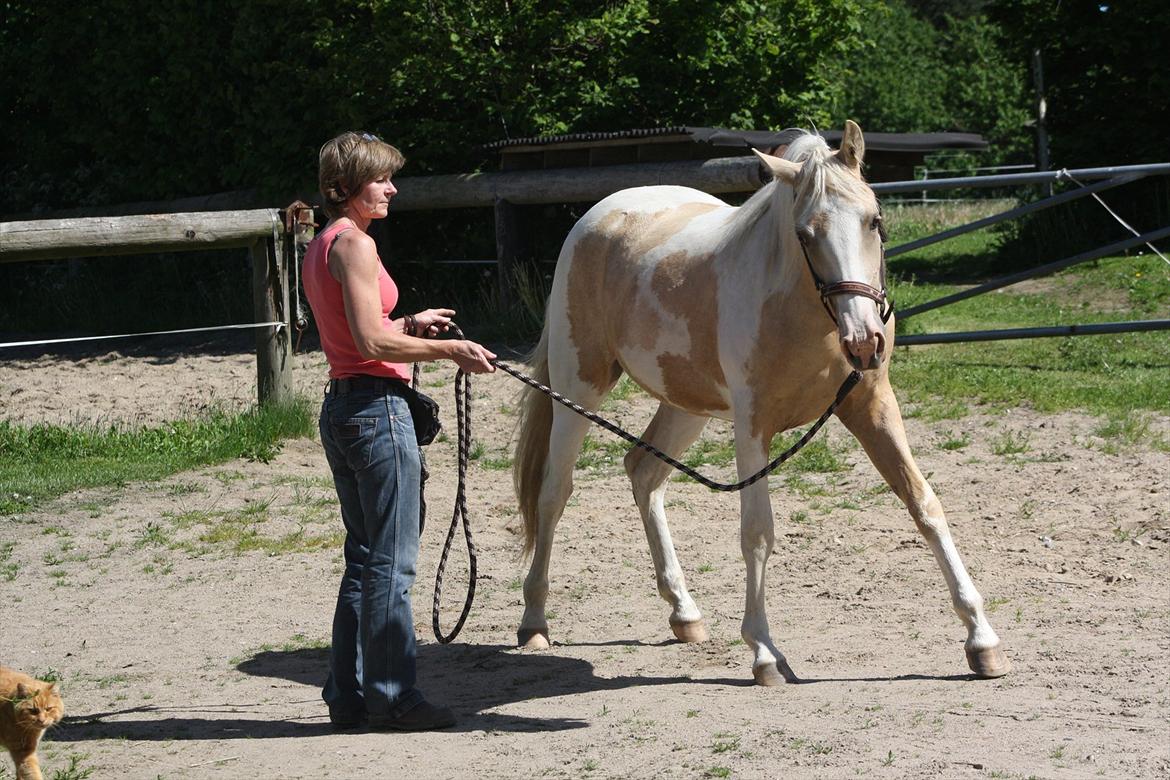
[16,682,29,698]
[48,682,60,695]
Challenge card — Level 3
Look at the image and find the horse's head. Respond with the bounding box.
[754,121,890,371]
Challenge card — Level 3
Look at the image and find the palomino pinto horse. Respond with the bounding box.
[513,121,1009,685]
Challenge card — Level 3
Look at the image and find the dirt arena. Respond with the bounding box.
[2,339,1167,779]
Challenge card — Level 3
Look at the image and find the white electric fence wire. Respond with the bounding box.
[0,321,285,350]
[1058,168,1169,266]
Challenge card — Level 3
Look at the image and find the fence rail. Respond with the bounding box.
[0,210,279,263]
[1,159,1165,397]
[0,208,292,406]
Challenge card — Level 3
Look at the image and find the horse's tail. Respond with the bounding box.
[513,319,553,559]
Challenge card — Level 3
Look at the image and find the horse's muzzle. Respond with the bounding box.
[841,329,886,371]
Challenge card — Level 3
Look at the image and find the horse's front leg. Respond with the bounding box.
[734,424,799,686]
[837,378,1009,678]
[624,403,710,642]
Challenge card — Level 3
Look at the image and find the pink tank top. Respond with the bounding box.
[302,220,411,381]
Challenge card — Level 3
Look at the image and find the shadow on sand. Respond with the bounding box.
[53,641,979,743]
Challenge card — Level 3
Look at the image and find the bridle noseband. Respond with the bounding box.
[797,232,894,326]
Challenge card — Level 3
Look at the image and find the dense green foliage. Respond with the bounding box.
[1,0,1165,341]
[985,0,1170,262]
[828,1,1030,164]
[1,0,870,214]
[989,0,1168,168]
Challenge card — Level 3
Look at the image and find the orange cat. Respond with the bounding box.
[0,667,64,780]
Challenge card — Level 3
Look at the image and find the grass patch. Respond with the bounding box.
[1094,412,1168,453]
[0,398,314,516]
[888,216,1170,416]
[769,435,847,473]
[575,434,628,470]
[48,753,96,780]
[600,375,644,411]
[169,501,344,557]
[1,542,18,582]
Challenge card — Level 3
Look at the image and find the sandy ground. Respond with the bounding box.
[1,337,1167,779]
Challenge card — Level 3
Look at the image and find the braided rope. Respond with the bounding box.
[430,333,478,644]
[493,360,863,492]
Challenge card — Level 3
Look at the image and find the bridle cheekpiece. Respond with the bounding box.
[797,230,894,326]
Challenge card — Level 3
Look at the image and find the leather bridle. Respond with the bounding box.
[797,231,894,326]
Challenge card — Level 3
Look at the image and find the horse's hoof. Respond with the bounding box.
[670,619,709,643]
[752,659,798,686]
[966,645,1010,678]
[517,628,550,650]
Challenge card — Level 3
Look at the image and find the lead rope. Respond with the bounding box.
[493,361,863,492]
[430,328,477,644]
[428,328,863,643]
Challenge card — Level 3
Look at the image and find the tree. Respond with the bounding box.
[989,0,1170,167]
[825,1,1030,164]
[0,0,872,214]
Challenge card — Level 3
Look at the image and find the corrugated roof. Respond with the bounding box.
[484,126,987,153]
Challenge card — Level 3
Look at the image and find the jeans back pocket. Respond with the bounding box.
[331,416,378,471]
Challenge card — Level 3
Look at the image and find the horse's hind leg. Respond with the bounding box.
[624,403,710,642]
[519,389,609,649]
[837,379,1009,678]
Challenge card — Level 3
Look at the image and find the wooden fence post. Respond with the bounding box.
[494,197,520,307]
[252,232,292,406]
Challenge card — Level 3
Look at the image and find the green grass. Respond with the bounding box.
[0,399,314,516]
[885,201,1170,417]
[152,502,343,557]
[48,753,96,780]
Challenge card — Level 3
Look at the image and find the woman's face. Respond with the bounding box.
[348,174,397,220]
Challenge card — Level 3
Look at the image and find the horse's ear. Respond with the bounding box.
[837,119,865,171]
[752,149,801,185]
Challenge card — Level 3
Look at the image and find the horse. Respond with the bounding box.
[511,121,1009,685]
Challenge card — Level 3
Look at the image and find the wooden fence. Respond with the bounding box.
[2,157,1165,406]
[0,210,293,405]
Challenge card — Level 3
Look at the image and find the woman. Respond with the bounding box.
[303,131,496,732]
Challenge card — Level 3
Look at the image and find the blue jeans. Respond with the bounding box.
[319,387,425,718]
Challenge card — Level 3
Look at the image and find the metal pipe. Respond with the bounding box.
[897,225,1170,319]
[885,174,1144,258]
[872,162,1170,194]
[896,319,1170,345]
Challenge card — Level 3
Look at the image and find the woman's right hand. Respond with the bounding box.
[449,340,497,374]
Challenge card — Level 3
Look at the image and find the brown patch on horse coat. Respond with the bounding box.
[649,250,728,412]
[742,287,846,440]
[567,202,721,393]
[565,212,625,391]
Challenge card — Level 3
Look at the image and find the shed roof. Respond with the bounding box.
[484,126,988,154]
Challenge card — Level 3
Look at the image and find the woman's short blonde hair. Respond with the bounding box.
[318,132,406,219]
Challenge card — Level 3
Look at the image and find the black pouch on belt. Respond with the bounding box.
[401,384,442,446]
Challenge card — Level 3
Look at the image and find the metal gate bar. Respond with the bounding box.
[885,174,1144,259]
[897,319,1170,346]
[871,162,1170,194]
[898,225,1170,320]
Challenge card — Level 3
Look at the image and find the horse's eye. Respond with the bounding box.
[871,216,887,242]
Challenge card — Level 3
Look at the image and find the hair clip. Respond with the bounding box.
[358,131,380,142]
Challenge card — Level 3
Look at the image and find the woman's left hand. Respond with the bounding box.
[413,308,455,338]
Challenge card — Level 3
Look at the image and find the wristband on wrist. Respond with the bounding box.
[405,313,417,336]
